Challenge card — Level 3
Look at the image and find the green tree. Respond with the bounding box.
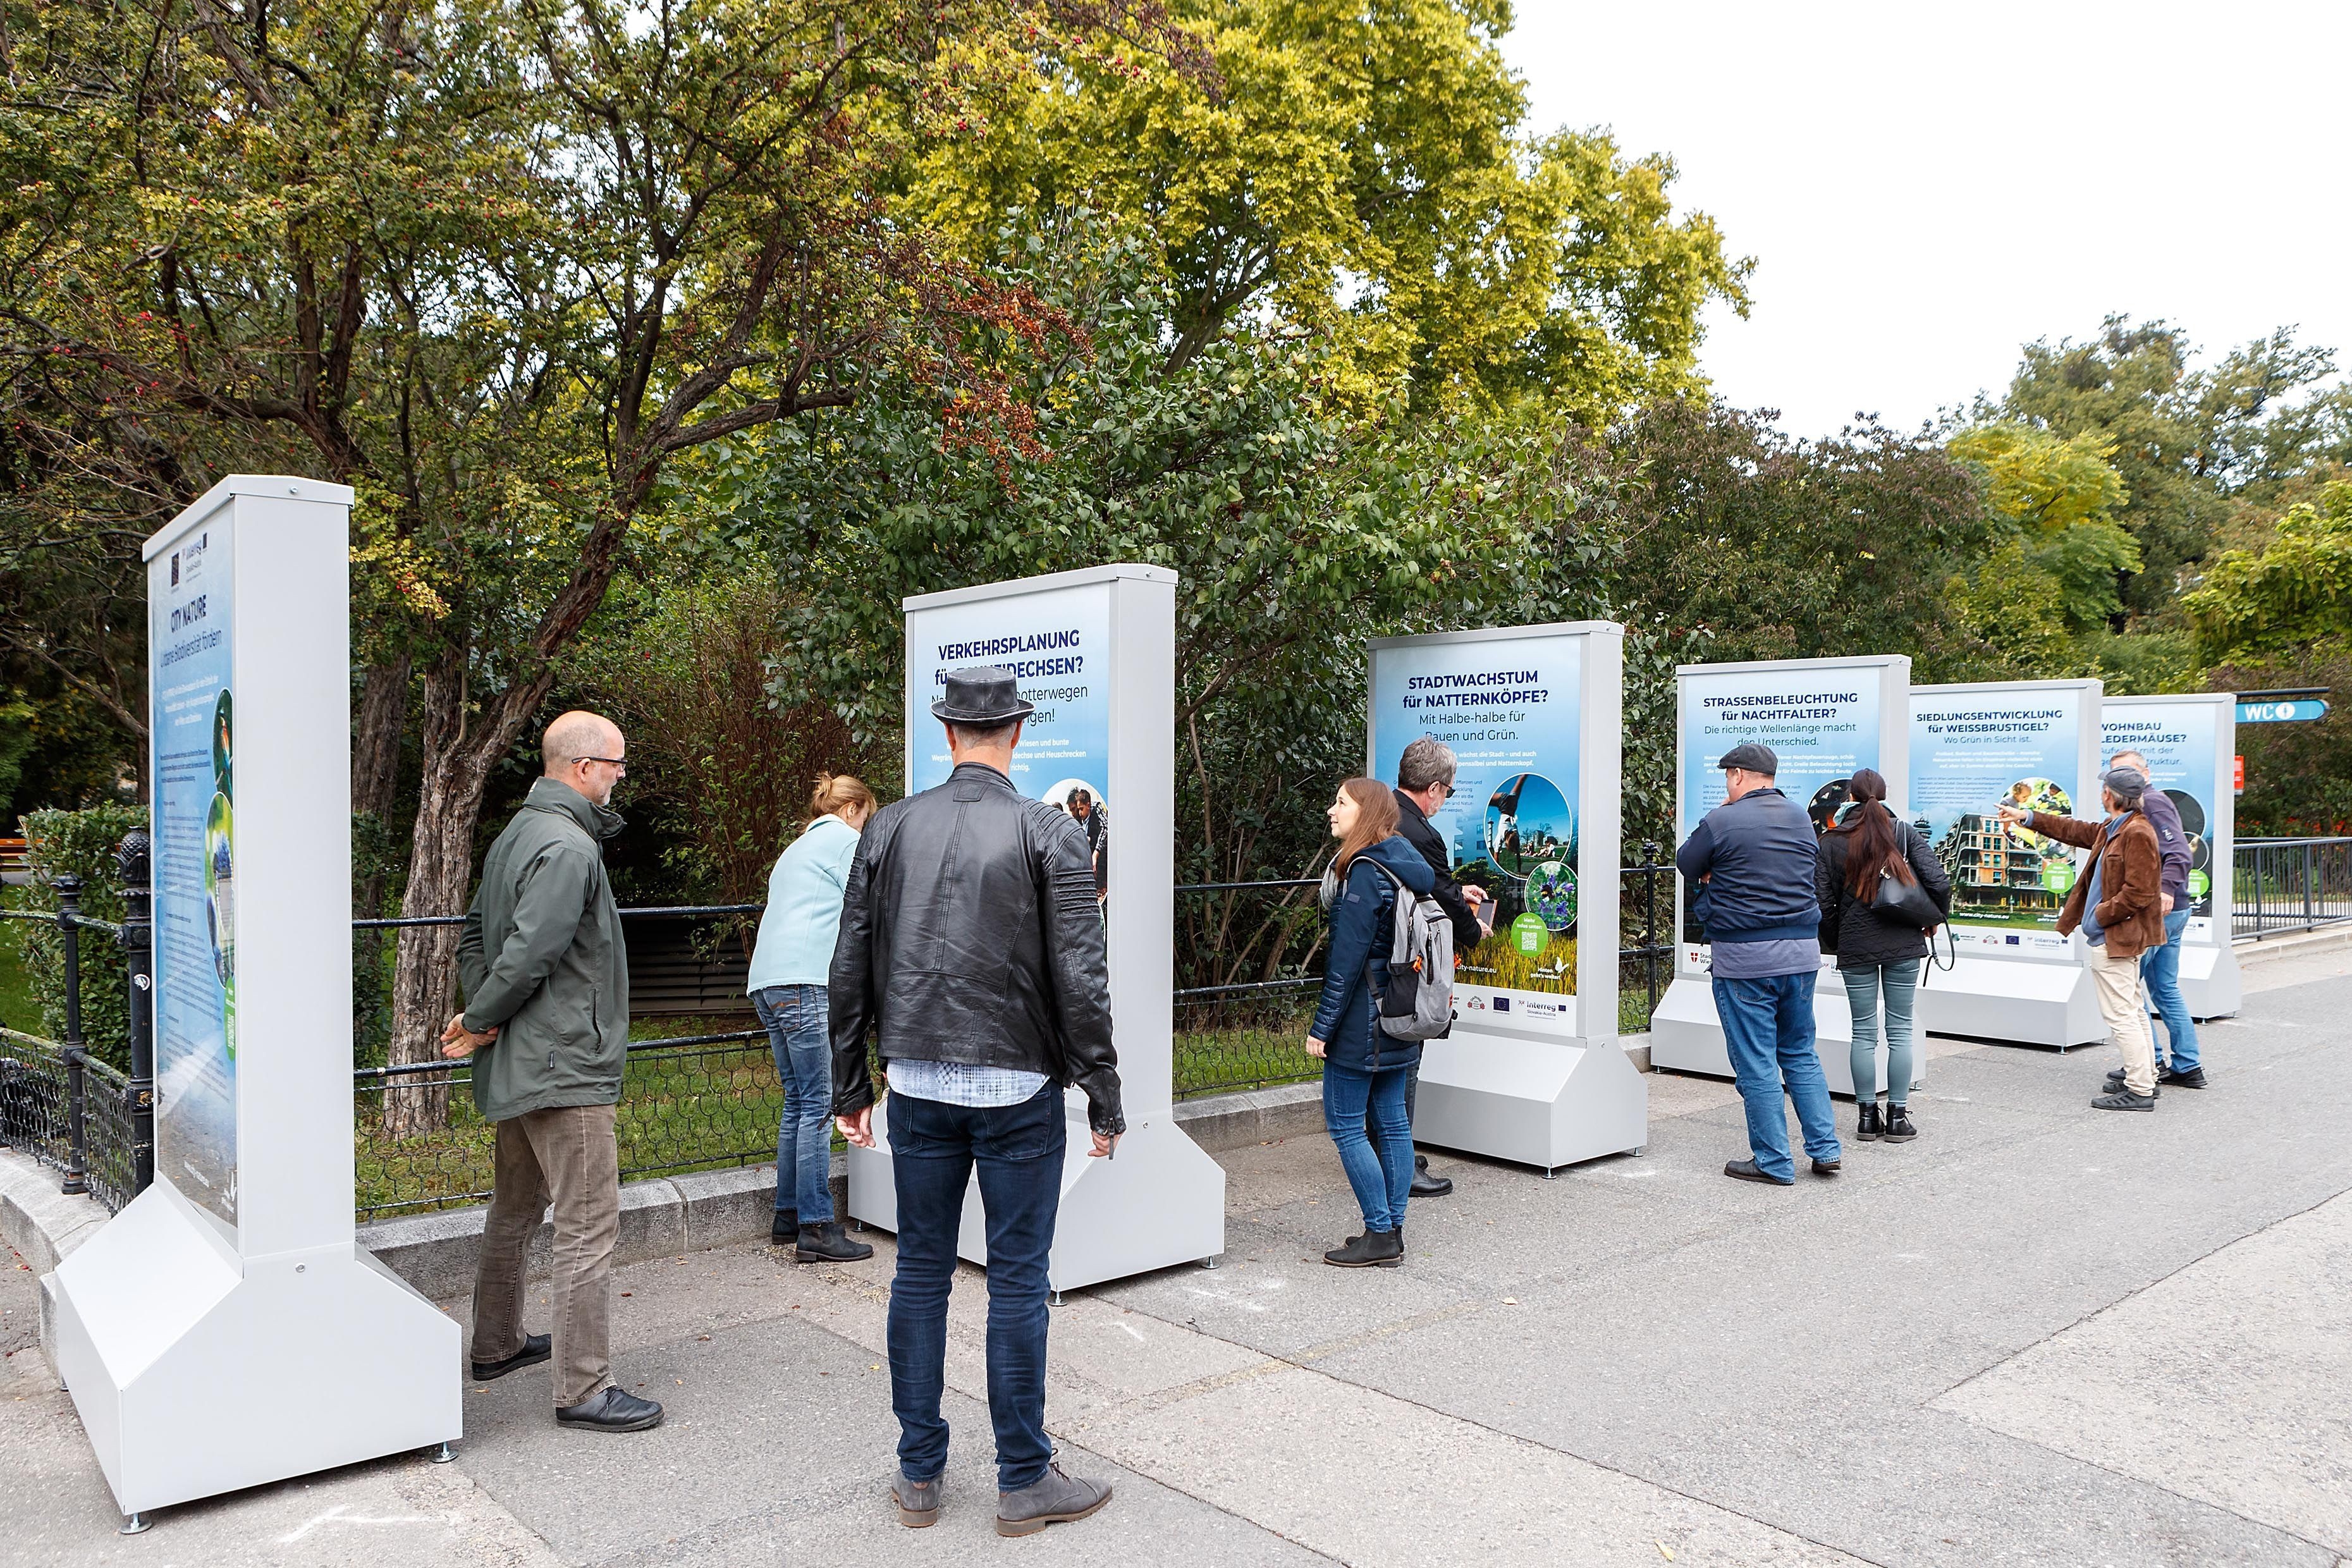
[0,0,1120,1118]
[1993,317,2352,620]
[909,0,1749,417]
[1945,423,2139,639]
[1607,400,1995,678]
[2183,480,2352,665]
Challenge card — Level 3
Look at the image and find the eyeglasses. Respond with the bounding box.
[573,755,627,773]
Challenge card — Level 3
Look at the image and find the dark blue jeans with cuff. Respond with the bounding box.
[752,984,836,1223]
[886,1082,1065,1491]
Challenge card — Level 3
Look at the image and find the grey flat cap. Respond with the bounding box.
[2102,765,2148,804]
[1717,742,1779,775]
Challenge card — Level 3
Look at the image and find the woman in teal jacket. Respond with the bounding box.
[749,773,876,1261]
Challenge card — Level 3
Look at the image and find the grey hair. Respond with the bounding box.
[1397,735,1457,793]
[945,718,1020,749]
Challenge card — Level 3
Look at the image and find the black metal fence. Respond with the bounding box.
[2234,837,2352,939]
[21,831,2345,1222]
[0,833,156,1216]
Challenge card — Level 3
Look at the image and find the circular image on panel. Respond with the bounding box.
[1043,778,1106,823]
[1808,778,1854,837]
[1484,773,1574,881]
[1525,859,1578,931]
[2000,778,2073,862]
[2165,789,2214,876]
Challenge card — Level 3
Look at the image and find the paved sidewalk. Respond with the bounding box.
[7,950,2349,1567]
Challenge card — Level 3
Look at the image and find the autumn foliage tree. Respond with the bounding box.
[0,0,1205,1127]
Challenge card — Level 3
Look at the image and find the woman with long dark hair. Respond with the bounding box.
[1307,776,1435,1267]
[1816,769,1951,1143]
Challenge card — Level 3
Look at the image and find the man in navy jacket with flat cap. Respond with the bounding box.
[1677,742,1843,1185]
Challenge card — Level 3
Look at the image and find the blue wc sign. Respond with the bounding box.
[2236,699,2328,723]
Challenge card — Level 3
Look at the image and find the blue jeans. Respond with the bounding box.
[754,985,835,1223]
[1844,960,1921,1106]
[2141,905,2199,1071]
[1322,1062,1413,1233]
[1714,972,1841,1182]
[886,1083,1064,1490]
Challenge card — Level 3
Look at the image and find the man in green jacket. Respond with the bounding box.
[439,710,661,1433]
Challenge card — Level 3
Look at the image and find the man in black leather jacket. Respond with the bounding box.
[1383,737,1488,1199]
[831,666,1122,1538]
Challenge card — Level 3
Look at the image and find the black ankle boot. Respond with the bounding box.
[771,1210,799,1244]
[1323,1228,1403,1268]
[1882,1103,1918,1143]
[796,1222,876,1263]
[1856,1101,1882,1142]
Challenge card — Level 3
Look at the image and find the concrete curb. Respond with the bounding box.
[2234,923,2352,962]
[4,1038,1669,1320]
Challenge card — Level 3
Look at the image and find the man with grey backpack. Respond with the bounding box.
[1306,779,1443,1266]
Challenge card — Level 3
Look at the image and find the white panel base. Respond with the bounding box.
[1409,1027,1646,1171]
[1644,971,1925,1098]
[47,1180,460,1516]
[2180,943,2241,1019]
[845,1096,1226,1292]
[1914,955,2105,1048]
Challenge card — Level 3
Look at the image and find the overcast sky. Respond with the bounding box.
[1499,1,2352,438]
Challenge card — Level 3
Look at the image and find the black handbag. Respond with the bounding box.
[1868,828,1945,931]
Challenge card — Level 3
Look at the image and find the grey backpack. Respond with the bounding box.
[1364,861,1455,1040]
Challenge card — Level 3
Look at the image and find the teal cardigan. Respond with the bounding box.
[746,814,861,992]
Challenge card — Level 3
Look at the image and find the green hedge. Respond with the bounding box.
[15,803,146,1070]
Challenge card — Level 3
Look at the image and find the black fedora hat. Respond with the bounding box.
[931,666,1036,725]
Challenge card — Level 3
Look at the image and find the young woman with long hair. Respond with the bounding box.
[747,772,880,1261]
[1816,768,1951,1143]
[1306,776,1436,1268]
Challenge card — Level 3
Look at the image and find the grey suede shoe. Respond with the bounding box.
[893,1473,941,1528]
[2092,1087,2157,1112]
[996,1462,1112,1536]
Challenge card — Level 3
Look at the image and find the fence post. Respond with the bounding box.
[54,873,89,1197]
[1641,842,1662,1019]
[118,831,156,1197]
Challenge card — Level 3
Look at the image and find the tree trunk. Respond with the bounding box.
[352,656,409,821]
[380,652,545,1137]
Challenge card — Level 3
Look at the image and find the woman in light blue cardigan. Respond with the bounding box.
[749,773,876,1260]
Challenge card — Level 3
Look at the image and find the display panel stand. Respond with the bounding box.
[48,477,458,1521]
[1910,680,2105,1048]
[2102,693,2241,1020]
[1366,623,1639,1171]
[1647,655,1916,1097]
[845,565,1225,1291]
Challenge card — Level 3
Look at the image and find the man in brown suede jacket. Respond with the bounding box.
[1999,766,2165,1110]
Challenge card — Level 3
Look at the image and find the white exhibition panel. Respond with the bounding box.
[1364,622,1637,1171]
[2101,693,2242,1020]
[1909,680,2105,1048]
[1648,656,1916,1096]
[49,476,456,1519]
[845,564,1225,1290]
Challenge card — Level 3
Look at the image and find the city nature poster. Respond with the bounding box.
[1911,687,2092,959]
[905,580,1115,882]
[1370,631,1583,1017]
[2101,701,2224,943]
[1675,665,1887,960]
[147,519,240,1230]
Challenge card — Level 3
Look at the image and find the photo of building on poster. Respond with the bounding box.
[1675,667,1885,945]
[1910,695,2086,952]
[149,520,240,1229]
[2101,704,2221,926]
[1370,634,1583,996]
